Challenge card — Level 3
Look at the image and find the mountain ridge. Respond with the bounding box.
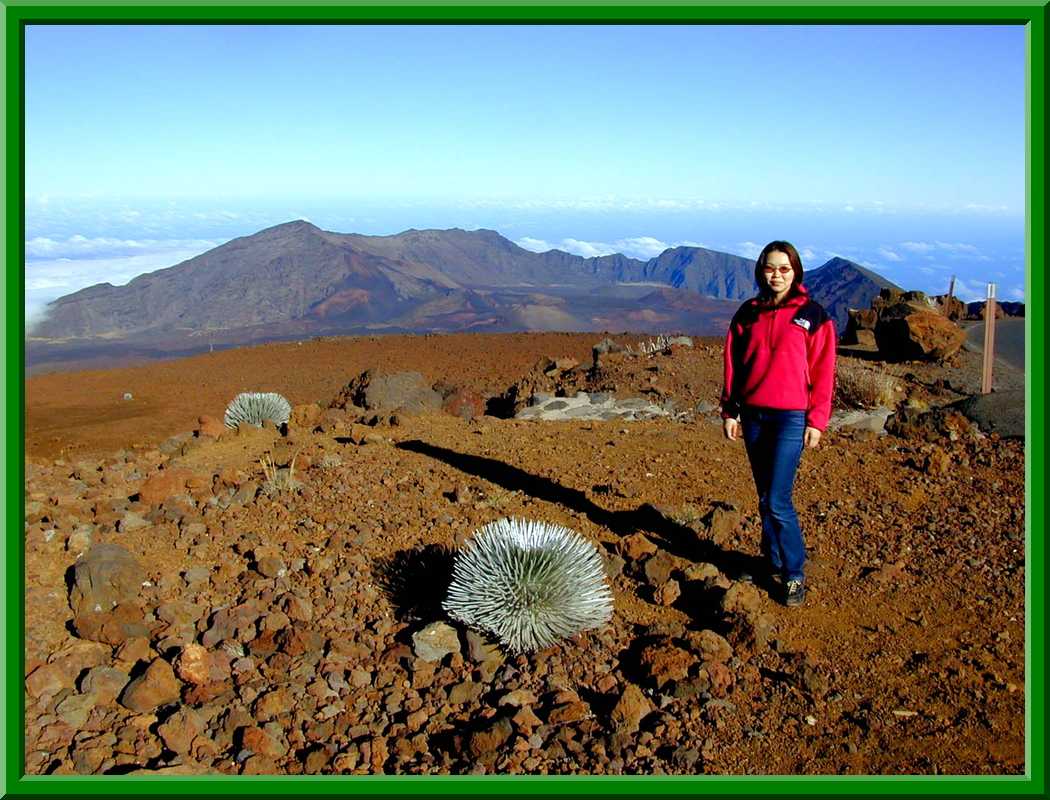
[29,221,898,352]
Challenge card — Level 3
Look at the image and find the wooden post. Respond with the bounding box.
[981,283,997,394]
[947,275,956,301]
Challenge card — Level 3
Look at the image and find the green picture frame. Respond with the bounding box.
[4,1,1044,795]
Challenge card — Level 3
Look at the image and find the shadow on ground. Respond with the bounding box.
[373,543,456,622]
[396,439,766,583]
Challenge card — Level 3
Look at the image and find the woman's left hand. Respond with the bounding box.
[804,426,822,449]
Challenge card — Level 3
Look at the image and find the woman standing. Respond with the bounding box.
[720,241,836,607]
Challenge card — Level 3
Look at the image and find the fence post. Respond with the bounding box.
[981,283,997,394]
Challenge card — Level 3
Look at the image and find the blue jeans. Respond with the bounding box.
[740,407,807,582]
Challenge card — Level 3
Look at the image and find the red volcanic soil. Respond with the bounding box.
[22,332,1025,776]
[25,333,606,461]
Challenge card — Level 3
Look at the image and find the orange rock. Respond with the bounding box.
[620,533,658,560]
[137,468,194,506]
[196,415,225,439]
[610,683,652,734]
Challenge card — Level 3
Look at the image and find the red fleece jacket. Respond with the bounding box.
[720,285,837,431]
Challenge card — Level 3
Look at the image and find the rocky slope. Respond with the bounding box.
[22,333,1024,776]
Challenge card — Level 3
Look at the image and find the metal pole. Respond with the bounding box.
[981,283,997,394]
[948,275,956,300]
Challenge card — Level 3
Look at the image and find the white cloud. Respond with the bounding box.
[949,277,998,303]
[558,238,616,258]
[1008,286,1025,301]
[735,241,763,259]
[515,235,708,260]
[516,236,551,253]
[933,241,977,253]
[877,247,903,262]
[899,240,987,261]
[25,235,221,260]
[843,205,855,213]
[800,247,816,262]
[616,236,673,259]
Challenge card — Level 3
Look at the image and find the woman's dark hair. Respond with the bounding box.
[754,240,804,300]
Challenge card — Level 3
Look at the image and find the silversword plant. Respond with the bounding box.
[443,517,613,653]
[624,334,673,357]
[224,392,292,429]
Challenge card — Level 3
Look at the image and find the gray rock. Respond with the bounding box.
[70,543,145,616]
[80,666,130,705]
[827,408,892,434]
[55,691,98,728]
[412,622,461,662]
[183,566,211,586]
[564,406,599,419]
[339,370,442,415]
[66,525,95,555]
[953,389,1024,438]
[118,511,150,533]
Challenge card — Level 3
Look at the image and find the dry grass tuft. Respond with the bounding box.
[260,446,303,493]
[835,361,901,409]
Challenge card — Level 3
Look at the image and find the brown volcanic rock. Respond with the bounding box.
[933,294,967,321]
[639,643,697,688]
[120,658,181,712]
[875,306,967,362]
[610,683,653,735]
[137,467,195,505]
[842,308,879,345]
[73,602,149,645]
[441,387,487,420]
[196,415,226,439]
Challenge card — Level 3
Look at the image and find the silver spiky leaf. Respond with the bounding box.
[443,517,614,653]
[223,392,292,429]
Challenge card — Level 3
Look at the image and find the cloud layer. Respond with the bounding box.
[25,235,221,261]
[516,235,705,260]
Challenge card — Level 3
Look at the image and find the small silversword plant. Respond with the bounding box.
[624,335,673,357]
[224,392,292,429]
[443,517,613,653]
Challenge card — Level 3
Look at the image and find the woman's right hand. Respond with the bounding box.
[723,418,740,441]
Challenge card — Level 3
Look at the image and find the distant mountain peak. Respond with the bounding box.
[266,219,320,232]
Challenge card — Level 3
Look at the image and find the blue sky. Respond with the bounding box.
[24,24,1027,322]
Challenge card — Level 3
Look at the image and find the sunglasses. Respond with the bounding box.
[762,266,794,275]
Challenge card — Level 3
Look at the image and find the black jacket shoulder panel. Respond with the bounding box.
[791,299,832,335]
[731,299,761,328]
